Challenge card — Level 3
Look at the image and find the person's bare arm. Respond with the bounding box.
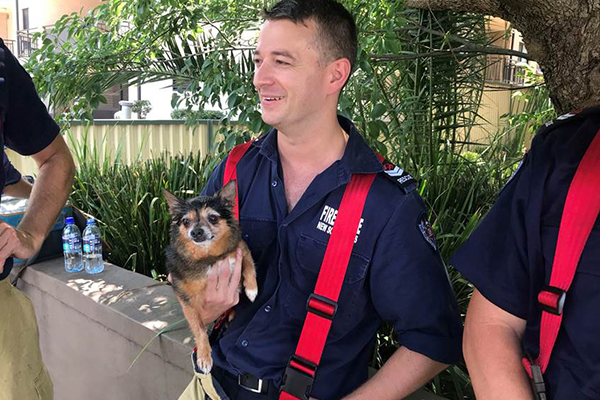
[463,289,534,400]
[342,347,447,400]
[0,135,75,271]
[3,177,33,199]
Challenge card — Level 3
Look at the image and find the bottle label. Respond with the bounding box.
[63,236,81,253]
[83,236,102,254]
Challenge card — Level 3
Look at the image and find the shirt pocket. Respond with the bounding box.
[283,234,370,333]
[541,225,600,277]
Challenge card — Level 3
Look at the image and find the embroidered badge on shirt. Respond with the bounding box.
[418,214,437,250]
[381,160,417,193]
[317,205,364,243]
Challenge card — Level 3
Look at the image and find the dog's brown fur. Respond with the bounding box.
[164,181,257,373]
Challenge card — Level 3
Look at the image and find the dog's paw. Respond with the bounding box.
[227,309,236,321]
[196,354,213,374]
[245,287,258,302]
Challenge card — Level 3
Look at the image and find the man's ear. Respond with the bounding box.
[163,189,186,218]
[216,180,237,203]
[326,57,352,95]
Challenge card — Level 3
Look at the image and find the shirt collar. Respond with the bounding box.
[538,105,600,136]
[338,115,384,174]
[255,115,383,175]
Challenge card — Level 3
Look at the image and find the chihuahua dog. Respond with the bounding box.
[164,181,258,373]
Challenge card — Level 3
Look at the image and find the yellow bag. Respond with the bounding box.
[0,279,53,400]
[178,353,229,400]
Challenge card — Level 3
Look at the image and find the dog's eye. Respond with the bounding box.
[181,217,190,227]
[208,215,219,224]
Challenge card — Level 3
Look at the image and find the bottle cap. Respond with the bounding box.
[65,217,74,224]
[87,217,96,225]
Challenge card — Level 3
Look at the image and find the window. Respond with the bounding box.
[22,8,29,30]
[518,42,527,64]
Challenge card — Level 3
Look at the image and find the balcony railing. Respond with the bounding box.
[17,30,38,58]
[485,55,527,86]
[2,39,15,53]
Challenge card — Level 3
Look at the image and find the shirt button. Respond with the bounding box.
[241,339,249,347]
[264,305,272,313]
[271,180,278,187]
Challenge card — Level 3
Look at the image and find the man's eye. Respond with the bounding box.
[181,218,190,227]
[275,60,289,65]
[253,59,262,66]
[208,215,219,224]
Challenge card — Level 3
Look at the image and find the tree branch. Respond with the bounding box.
[371,44,531,62]
[371,22,532,60]
[405,0,503,17]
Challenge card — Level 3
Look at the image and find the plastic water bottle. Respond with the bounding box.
[62,217,83,273]
[82,218,104,274]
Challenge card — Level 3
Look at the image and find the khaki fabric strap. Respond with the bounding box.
[178,371,225,400]
[197,371,224,400]
[178,351,228,400]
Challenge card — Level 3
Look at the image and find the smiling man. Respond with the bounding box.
[177,1,462,400]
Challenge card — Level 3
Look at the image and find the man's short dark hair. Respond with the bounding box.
[262,0,358,69]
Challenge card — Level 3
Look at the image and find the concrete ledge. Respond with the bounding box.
[13,258,194,400]
[13,257,448,400]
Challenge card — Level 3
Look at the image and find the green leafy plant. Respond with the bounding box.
[27,0,505,154]
[503,64,556,145]
[132,99,152,119]
[170,109,225,120]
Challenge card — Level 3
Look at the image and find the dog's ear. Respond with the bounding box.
[216,180,236,204]
[163,189,186,217]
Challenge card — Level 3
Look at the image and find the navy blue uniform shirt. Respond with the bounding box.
[202,116,463,400]
[452,107,600,400]
[0,39,60,281]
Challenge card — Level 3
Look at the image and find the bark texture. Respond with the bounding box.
[406,0,600,114]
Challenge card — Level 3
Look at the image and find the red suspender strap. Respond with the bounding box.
[280,173,376,400]
[223,141,253,220]
[523,128,600,395]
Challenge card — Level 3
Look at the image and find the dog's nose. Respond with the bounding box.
[190,227,206,242]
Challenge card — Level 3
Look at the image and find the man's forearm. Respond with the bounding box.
[18,138,75,251]
[342,347,447,400]
[463,290,534,400]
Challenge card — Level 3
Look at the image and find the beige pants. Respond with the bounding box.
[0,279,53,400]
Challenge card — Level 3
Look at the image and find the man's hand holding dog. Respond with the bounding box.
[201,247,243,324]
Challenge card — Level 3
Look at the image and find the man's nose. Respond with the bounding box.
[253,62,274,89]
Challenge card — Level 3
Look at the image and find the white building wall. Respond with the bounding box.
[0,0,13,41]
[16,0,101,30]
[127,80,175,120]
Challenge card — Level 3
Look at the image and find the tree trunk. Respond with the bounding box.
[406,0,600,115]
